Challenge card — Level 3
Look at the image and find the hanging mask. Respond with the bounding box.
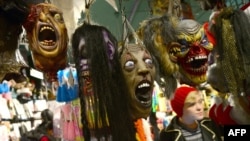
[23,3,68,81]
[170,19,214,85]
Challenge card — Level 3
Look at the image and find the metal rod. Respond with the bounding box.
[129,0,141,22]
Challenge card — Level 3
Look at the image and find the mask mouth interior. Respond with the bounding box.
[135,80,152,107]
[185,55,208,75]
[38,25,57,50]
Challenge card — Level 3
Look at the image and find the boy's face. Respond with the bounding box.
[182,91,204,121]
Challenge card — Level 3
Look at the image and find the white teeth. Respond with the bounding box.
[40,26,55,32]
[138,83,150,88]
[187,55,207,63]
[187,57,194,63]
[40,40,56,46]
[140,100,151,104]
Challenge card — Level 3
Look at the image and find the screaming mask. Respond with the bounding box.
[23,3,68,81]
[170,19,214,85]
[119,43,156,120]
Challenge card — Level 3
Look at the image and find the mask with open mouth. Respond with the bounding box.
[170,19,214,85]
[120,43,156,120]
[23,3,68,81]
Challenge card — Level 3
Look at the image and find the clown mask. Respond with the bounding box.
[170,19,214,85]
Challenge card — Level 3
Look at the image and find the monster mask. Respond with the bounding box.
[170,19,214,85]
[120,44,156,120]
[23,3,68,81]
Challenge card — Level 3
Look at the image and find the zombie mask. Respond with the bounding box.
[120,44,156,120]
[170,19,214,85]
[23,3,68,81]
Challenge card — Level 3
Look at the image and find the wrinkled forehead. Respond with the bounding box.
[121,44,149,55]
[120,44,151,61]
[35,3,61,14]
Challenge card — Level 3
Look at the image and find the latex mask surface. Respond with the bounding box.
[120,44,156,120]
[137,15,180,98]
[23,3,68,81]
[71,23,138,141]
[170,19,214,85]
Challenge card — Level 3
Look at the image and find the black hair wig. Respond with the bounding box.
[71,22,136,141]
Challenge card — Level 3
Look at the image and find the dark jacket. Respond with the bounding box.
[159,116,223,141]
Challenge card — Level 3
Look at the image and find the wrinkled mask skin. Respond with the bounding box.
[170,19,213,85]
[120,44,156,120]
[24,3,68,80]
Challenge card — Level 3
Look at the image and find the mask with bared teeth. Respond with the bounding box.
[23,3,68,81]
[119,43,156,120]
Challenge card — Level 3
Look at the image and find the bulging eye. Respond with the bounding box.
[145,58,153,67]
[54,13,63,22]
[124,60,135,70]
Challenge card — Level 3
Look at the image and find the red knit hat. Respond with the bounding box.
[170,85,197,117]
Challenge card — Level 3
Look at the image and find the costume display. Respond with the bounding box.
[2,0,250,140]
[137,14,179,98]
[56,67,78,102]
[23,3,68,81]
[119,43,156,120]
[173,19,214,86]
[138,15,214,98]
[119,43,156,141]
[207,63,250,125]
[71,22,136,141]
[203,2,250,125]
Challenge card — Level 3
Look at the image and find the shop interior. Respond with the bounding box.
[0,0,249,141]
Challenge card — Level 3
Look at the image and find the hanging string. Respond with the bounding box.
[125,17,143,45]
[119,5,145,57]
[84,0,95,24]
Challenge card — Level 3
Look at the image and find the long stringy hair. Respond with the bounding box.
[213,7,250,97]
[71,22,136,141]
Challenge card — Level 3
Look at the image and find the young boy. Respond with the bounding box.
[160,85,222,141]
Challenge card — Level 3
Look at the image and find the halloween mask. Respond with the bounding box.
[170,19,214,85]
[137,15,179,97]
[23,3,68,81]
[120,43,156,120]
